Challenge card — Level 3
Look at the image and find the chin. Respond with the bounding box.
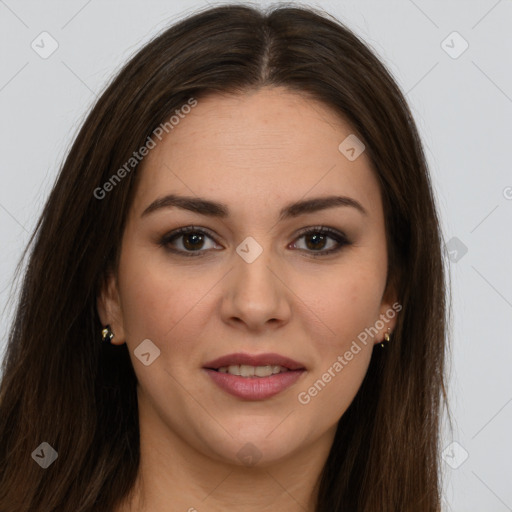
[200,425,304,468]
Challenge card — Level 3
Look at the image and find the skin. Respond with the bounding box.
[98,86,398,512]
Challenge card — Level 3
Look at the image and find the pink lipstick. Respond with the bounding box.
[203,352,306,400]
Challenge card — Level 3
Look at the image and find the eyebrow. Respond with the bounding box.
[141,193,368,221]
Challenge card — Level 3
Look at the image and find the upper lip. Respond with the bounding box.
[203,352,305,371]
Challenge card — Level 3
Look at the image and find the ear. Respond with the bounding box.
[374,275,400,346]
[97,270,126,345]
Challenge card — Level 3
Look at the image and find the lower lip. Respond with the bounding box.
[203,368,305,400]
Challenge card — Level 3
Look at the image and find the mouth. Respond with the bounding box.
[202,352,306,400]
[203,352,305,374]
[214,364,292,377]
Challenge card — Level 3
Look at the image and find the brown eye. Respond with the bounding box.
[304,232,329,251]
[160,225,350,258]
[160,227,220,257]
[291,226,350,257]
[181,232,206,251]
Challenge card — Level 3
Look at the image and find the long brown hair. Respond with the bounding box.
[0,4,449,511]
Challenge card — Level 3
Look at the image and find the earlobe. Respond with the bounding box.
[376,281,400,345]
[97,271,126,345]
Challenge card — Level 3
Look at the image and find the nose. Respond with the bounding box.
[220,244,292,332]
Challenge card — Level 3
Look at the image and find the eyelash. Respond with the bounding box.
[159,225,351,258]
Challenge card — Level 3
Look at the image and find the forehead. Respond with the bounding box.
[132,87,382,220]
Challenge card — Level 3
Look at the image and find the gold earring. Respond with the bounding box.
[101,325,114,343]
[380,329,391,348]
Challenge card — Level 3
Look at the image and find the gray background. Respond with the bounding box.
[1,1,511,510]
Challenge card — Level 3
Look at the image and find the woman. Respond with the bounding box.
[0,4,449,511]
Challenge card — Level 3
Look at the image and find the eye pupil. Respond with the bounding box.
[163,227,345,257]
[305,233,327,250]
[183,233,204,250]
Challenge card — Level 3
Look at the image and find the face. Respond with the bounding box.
[98,86,398,467]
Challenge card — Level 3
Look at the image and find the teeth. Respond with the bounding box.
[255,365,273,377]
[225,365,239,376]
[217,365,289,377]
[240,365,255,377]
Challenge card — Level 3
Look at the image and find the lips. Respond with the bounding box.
[203,352,306,371]
[202,352,306,400]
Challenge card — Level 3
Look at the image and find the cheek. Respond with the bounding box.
[294,268,382,422]
[291,256,385,419]
[298,345,373,427]
[117,248,213,348]
[294,257,386,355]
